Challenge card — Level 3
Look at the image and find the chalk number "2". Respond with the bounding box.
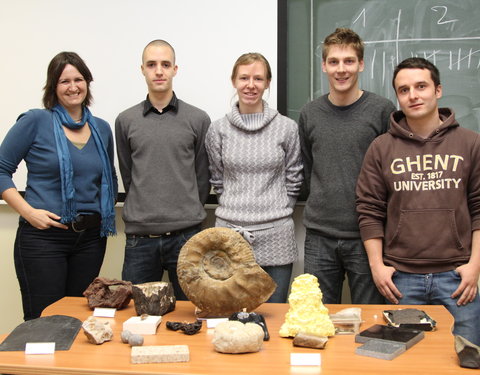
[431,6,458,26]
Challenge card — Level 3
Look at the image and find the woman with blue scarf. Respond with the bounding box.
[0,52,117,320]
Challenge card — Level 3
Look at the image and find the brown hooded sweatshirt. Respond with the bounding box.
[356,108,480,273]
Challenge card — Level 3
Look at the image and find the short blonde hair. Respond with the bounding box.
[231,53,272,82]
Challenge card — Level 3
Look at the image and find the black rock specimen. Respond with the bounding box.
[166,320,202,335]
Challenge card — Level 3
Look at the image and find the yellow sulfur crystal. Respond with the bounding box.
[279,273,335,337]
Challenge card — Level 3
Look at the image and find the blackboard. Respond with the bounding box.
[279,0,480,132]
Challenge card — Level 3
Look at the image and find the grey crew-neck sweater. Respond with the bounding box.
[299,91,396,238]
[115,98,211,235]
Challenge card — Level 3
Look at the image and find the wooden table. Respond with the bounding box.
[0,297,469,374]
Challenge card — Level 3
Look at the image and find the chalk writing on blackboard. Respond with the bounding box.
[285,0,480,131]
[315,6,480,90]
[297,1,480,131]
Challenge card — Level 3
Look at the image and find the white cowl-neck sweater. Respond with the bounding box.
[205,101,303,265]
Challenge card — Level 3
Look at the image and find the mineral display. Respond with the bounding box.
[83,277,132,310]
[128,334,144,347]
[229,310,269,340]
[455,335,480,369]
[279,273,335,337]
[82,316,113,345]
[293,332,328,349]
[132,281,176,316]
[166,320,202,335]
[131,345,190,364]
[212,320,264,353]
[177,227,276,316]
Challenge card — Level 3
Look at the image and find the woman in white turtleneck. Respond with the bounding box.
[205,52,303,302]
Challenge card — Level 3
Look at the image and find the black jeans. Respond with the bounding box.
[14,222,106,320]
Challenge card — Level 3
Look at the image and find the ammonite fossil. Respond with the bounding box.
[177,227,276,316]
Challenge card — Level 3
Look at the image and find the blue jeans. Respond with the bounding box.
[262,263,293,303]
[14,222,106,321]
[304,229,384,304]
[392,270,480,346]
[122,226,201,300]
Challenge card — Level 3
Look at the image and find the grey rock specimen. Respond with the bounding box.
[120,330,144,346]
[121,330,132,344]
[83,277,133,310]
[389,309,425,324]
[128,334,144,346]
[383,308,436,331]
[355,339,406,360]
[132,281,176,316]
[455,335,480,369]
[82,316,113,345]
[293,332,328,349]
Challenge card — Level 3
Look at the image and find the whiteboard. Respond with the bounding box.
[0,0,278,192]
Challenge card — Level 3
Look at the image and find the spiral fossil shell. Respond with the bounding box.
[177,227,276,316]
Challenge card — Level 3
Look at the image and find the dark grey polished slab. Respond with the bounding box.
[355,324,424,349]
[0,315,81,351]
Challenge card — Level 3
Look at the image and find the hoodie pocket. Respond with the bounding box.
[387,209,464,261]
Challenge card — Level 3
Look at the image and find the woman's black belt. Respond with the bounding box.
[67,213,101,232]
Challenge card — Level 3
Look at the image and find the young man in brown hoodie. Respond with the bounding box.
[356,57,480,346]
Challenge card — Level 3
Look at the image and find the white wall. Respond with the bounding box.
[0,0,284,333]
[0,0,278,192]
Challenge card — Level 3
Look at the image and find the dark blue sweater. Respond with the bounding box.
[0,109,117,218]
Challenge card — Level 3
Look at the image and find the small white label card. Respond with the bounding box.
[93,307,116,317]
[206,318,228,328]
[290,353,321,366]
[25,342,55,355]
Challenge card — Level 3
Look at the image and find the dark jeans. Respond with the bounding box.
[121,226,201,300]
[14,222,106,321]
[304,229,384,304]
[263,263,293,303]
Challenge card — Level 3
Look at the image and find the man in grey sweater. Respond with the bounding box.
[115,40,211,299]
[299,28,396,304]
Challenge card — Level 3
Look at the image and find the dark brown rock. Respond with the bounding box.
[132,281,176,316]
[83,277,132,310]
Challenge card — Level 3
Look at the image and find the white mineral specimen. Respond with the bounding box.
[212,320,264,353]
[131,345,190,363]
[82,316,113,345]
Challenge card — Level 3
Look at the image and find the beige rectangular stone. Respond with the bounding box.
[131,345,190,364]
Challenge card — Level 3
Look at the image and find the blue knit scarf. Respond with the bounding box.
[52,104,116,236]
